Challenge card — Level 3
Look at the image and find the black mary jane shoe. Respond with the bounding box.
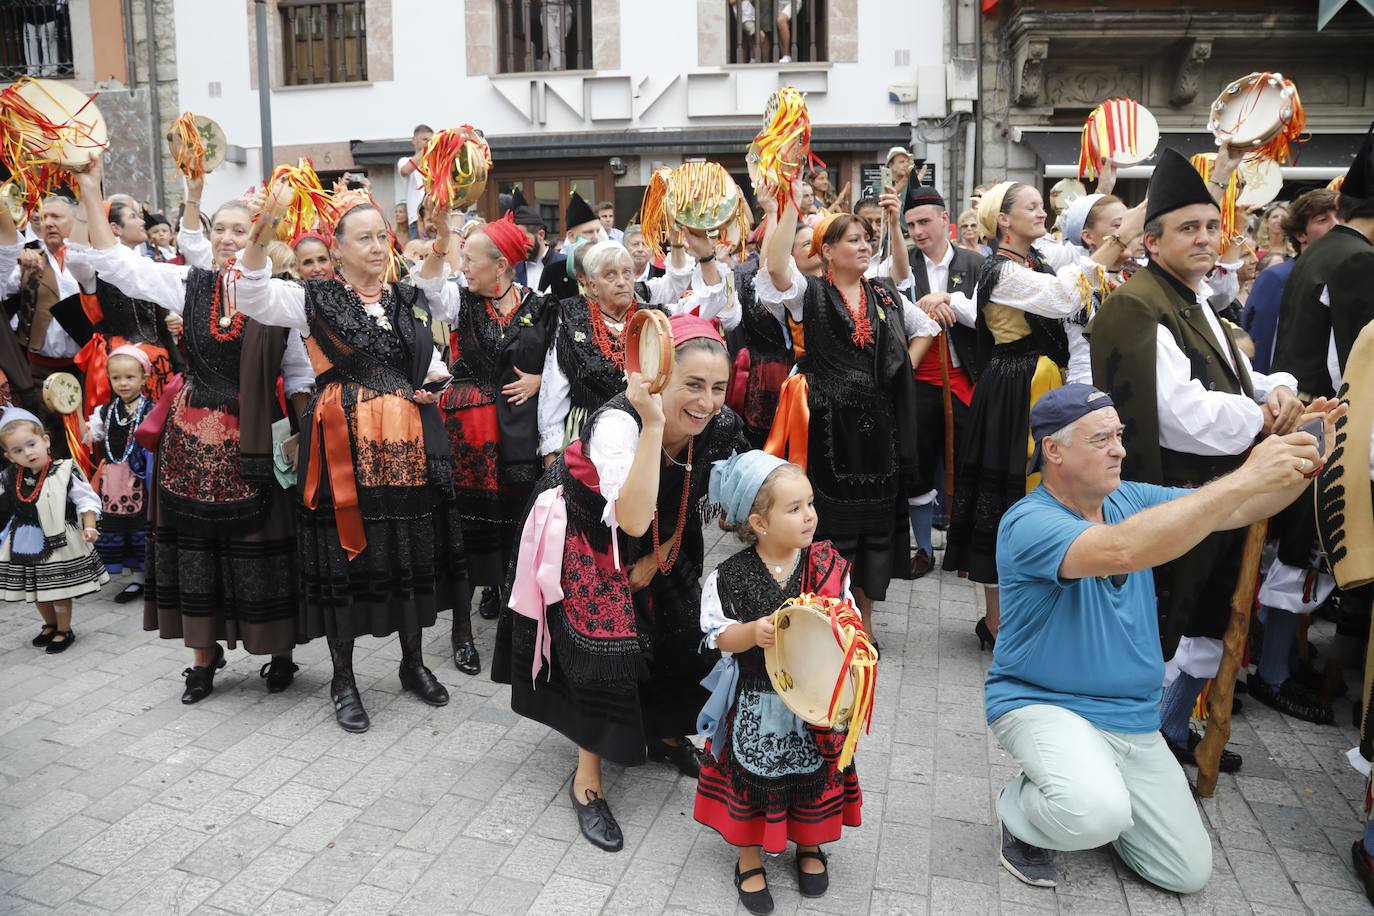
[477,587,501,621]
[734,861,774,915]
[796,846,830,898]
[648,737,702,779]
[181,645,226,704]
[569,778,623,852]
[332,686,370,733]
[399,662,450,706]
[31,623,57,647]
[44,629,75,655]
[259,657,299,693]
[451,639,481,676]
[975,617,996,651]
[113,582,144,605]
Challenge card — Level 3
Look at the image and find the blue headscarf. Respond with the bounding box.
[1062,193,1105,251]
[709,450,788,527]
[0,406,42,431]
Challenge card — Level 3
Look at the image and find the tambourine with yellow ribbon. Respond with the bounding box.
[625,309,674,394]
[167,111,227,180]
[1077,98,1160,181]
[639,161,752,261]
[263,159,338,244]
[414,126,491,212]
[751,87,825,210]
[765,593,877,770]
[0,77,107,218]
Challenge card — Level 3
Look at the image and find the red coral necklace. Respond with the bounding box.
[587,298,636,367]
[827,271,873,348]
[652,441,694,575]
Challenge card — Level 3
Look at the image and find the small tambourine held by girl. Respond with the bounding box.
[695,449,863,916]
[86,345,156,604]
[0,407,109,654]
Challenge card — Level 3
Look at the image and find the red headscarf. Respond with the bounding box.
[668,313,724,348]
[484,211,532,267]
[291,229,332,250]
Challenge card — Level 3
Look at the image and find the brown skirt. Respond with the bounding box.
[143,484,299,655]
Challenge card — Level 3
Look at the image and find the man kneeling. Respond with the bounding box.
[986,383,1336,892]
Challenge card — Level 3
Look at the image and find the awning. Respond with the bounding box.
[351,125,911,165]
[1019,129,1364,180]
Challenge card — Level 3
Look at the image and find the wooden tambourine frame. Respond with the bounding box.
[625,310,674,394]
[41,372,82,415]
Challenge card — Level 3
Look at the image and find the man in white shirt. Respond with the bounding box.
[597,201,623,243]
[0,196,87,379]
[396,124,433,241]
[1089,148,1304,774]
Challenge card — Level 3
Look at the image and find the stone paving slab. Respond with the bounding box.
[0,524,1369,914]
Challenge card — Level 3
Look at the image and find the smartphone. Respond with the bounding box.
[1298,416,1324,454]
[866,165,893,200]
[344,171,367,190]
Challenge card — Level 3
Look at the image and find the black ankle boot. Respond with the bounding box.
[181,645,226,704]
[400,661,450,706]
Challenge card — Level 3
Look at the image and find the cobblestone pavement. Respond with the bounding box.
[0,525,1370,915]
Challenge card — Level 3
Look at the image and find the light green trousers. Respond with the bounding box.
[990,703,1212,894]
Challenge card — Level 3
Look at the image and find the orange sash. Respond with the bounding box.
[763,373,810,472]
[303,385,366,560]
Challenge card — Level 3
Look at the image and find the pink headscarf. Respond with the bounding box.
[106,344,152,375]
[668,313,724,348]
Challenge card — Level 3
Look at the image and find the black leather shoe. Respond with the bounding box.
[569,778,623,852]
[451,639,480,676]
[259,657,299,693]
[113,583,144,605]
[648,737,702,779]
[31,624,57,647]
[477,587,501,620]
[795,846,829,898]
[181,645,225,704]
[1165,729,1242,773]
[400,662,450,706]
[909,549,934,579]
[734,861,774,915]
[332,686,370,733]
[1248,675,1335,724]
[44,629,75,654]
[975,617,996,651]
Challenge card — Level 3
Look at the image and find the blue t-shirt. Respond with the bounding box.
[985,482,1188,734]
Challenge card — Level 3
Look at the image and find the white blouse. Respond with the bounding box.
[68,242,317,396]
[699,564,855,653]
[756,259,942,339]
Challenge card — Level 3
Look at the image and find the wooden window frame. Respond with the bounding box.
[280,0,369,87]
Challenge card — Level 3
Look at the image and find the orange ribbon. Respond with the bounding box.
[73,332,108,417]
[763,372,809,472]
[303,385,367,560]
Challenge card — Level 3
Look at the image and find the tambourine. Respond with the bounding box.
[166,112,227,176]
[415,126,491,211]
[640,161,752,260]
[1,78,107,168]
[1208,72,1303,155]
[1078,98,1159,180]
[1236,156,1284,208]
[1316,321,1374,590]
[625,309,674,394]
[764,594,876,767]
[41,372,82,415]
[0,182,24,222]
[752,87,820,201]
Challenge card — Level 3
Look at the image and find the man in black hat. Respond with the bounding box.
[1256,122,1374,726]
[1089,147,1305,773]
[889,183,983,577]
[511,188,570,298]
[988,382,1330,892]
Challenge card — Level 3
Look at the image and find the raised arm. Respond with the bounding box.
[612,372,665,538]
[177,170,212,270]
[766,183,800,291]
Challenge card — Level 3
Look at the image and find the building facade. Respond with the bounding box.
[976,0,1374,207]
[162,0,971,230]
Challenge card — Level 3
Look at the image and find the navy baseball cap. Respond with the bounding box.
[1028,384,1116,473]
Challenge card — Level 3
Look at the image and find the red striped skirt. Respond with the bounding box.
[693,714,862,853]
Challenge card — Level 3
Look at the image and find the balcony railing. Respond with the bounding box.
[281,0,368,86]
[496,0,594,74]
[727,0,826,65]
[0,1,74,81]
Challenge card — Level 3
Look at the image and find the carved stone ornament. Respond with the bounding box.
[1013,37,1050,107]
[1170,38,1213,107]
[1045,70,1143,108]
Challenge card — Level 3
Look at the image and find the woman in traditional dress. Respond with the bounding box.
[1059,191,1147,384]
[291,231,335,282]
[412,210,556,675]
[760,181,942,638]
[70,156,310,705]
[536,236,718,462]
[495,314,748,851]
[940,182,1126,648]
[232,185,464,734]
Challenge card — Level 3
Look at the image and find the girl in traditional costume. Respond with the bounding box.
[71,155,310,705]
[941,181,1123,649]
[86,344,155,604]
[495,314,748,851]
[234,184,463,735]
[760,185,942,639]
[413,210,557,675]
[0,407,108,654]
[695,451,861,914]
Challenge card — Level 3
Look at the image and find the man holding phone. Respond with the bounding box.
[1089,149,1305,773]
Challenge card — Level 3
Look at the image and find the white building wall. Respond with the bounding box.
[174,0,951,206]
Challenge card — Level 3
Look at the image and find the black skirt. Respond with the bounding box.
[944,340,1057,584]
[296,484,468,642]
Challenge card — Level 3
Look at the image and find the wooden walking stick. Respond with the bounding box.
[1194,519,1268,797]
[938,334,955,501]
